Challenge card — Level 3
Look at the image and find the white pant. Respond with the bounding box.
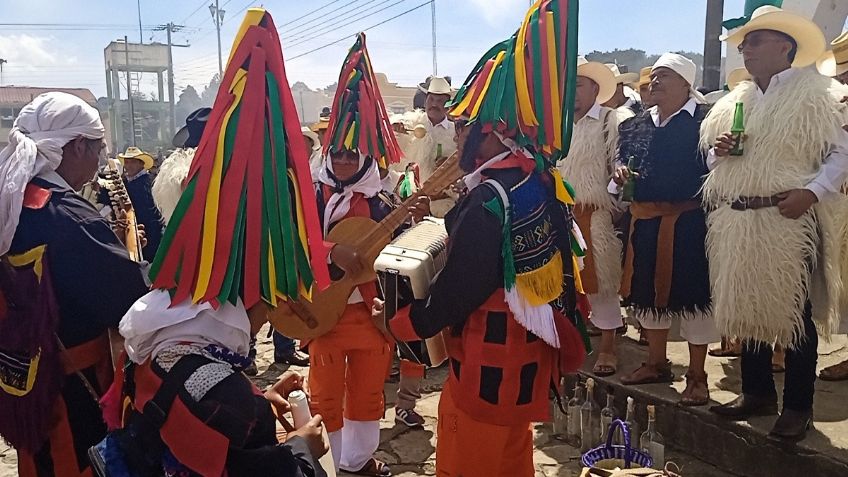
[329,418,381,472]
[588,294,624,330]
[637,310,720,346]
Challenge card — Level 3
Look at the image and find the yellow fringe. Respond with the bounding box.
[572,254,585,295]
[515,250,564,306]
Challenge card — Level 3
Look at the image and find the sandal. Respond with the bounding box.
[708,337,742,357]
[820,359,848,381]
[592,352,618,377]
[620,362,674,385]
[680,371,709,406]
[350,457,392,477]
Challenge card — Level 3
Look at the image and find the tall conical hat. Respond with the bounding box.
[448,0,580,163]
[149,8,330,309]
[323,33,402,170]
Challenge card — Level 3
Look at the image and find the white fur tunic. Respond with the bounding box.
[701,69,848,347]
[557,106,632,299]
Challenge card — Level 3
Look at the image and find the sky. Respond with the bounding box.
[0,0,747,100]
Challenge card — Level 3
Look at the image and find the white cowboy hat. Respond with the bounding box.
[301,126,321,151]
[720,5,826,68]
[817,30,848,77]
[118,146,155,170]
[577,57,617,105]
[426,76,454,96]
[605,63,639,85]
[726,67,752,90]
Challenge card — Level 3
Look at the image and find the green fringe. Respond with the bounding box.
[574,306,593,354]
[483,195,516,290]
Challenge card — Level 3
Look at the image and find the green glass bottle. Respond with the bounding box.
[621,156,639,202]
[730,101,745,156]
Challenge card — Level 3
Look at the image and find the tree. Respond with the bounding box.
[201,73,221,107]
[175,85,203,126]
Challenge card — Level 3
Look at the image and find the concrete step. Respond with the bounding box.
[576,330,848,477]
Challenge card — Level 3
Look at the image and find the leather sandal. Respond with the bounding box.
[620,362,674,385]
[708,337,742,357]
[350,458,392,477]
[592,352,618,377]
[820,359,848,381]
[680,371,709,406]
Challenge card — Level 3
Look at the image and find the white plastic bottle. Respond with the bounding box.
[287,390,336,477]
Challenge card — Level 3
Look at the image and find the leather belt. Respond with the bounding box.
[730,195,781,211]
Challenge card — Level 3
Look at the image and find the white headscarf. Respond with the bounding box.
[119,289,252,364]
[651,53,708,104]
[0,92,104,255]
[316,152,383,235]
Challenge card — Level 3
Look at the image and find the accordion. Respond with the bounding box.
[374,218,450,366]
[374,217,449,298]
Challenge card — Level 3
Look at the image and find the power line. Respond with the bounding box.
[279,0,348,29]
[288,0,433,61]
[279,0,369,39]
[284,0,409,47]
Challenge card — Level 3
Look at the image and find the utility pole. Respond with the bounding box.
[124,36,137,147]
[209,1,226,78]
[137,0,144,44]
[703,0,725,91]
[156,23,189,140]
[0,59,7,86]
[431,0,437,75]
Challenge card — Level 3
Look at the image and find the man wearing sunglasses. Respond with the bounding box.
[703,6,848,441]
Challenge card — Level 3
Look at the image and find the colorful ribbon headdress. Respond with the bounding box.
[149,8,330,309]
[448,0,579,163]
[323,33,402,170]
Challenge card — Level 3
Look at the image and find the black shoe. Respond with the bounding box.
[769,408,812,441]
[275,350,310,366]
[710,394,778,420]
[244,362,258,376]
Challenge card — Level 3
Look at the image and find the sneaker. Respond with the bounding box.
[395,407,425,428]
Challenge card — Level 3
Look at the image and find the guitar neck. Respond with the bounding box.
[359,154,462,257]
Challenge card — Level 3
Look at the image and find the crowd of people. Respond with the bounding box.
[2,2,848,477]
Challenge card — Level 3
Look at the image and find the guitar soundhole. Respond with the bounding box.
[329,263,346,282]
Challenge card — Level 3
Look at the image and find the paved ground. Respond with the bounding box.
[0,325,750,476]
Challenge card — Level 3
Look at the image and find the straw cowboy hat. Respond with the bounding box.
[426,76,454,97]
[417,75,452,94]
[630,66,652,89]
[577,56,617,104]
[817,30,848,77]
[605,63,639,85]
[726,67,752,90]
[720,5,826,68]
[301,126,321,151]
[118,146,155,170]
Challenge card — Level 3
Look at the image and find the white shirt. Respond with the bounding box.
[582,102,602,122]
[649,98,698,128]
[706,68,848,202]
[427,116,452,132]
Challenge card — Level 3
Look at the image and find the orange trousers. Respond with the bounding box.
[436,382,535,477]
[308,303,392,432]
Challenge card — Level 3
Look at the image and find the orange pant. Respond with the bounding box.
[308,303,392,432]
[436,382,535,477]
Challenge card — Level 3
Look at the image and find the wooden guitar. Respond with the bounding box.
[271,154,462,339]
[103,159,143,263]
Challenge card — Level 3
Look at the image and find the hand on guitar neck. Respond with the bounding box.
[111,208,147,250]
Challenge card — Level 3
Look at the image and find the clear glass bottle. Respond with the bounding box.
[599,392,618,442]
[640,405,665,469]
[566,382,585,446]
[617,396,638,445]
[580,378,600,452]
[551,377,568,439]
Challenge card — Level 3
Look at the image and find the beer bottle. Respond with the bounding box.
[730,101,745,156]
[621,156,639,202]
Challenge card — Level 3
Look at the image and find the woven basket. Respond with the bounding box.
[581,419,654,469]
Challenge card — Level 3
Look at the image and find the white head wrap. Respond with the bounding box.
[316,152,383,235]
[0,92,104,255]
[651,53,707,104]
[120,289,251,364]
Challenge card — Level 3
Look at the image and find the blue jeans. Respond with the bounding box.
[274,331,296,357]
